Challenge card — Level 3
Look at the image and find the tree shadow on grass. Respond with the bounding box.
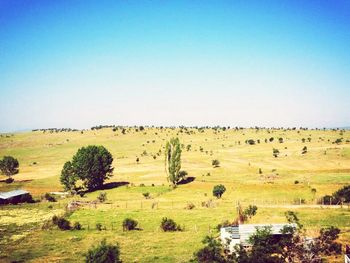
[101,181,129,190]
[178,177,195,185]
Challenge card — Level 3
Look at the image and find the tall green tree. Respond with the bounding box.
[0,156,19,177]
[60,161,76,191]
[60,145,114,191]
[165,137,182,186]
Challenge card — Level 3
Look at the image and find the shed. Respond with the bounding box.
[0,189,30,205]
[220,223,296,252]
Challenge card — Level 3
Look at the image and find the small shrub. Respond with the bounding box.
[44,193,57,202]
[52,216,71,230]
[201,199,216,208]
[302,146,307,154]
[122,218,138,231]
[97,192,107,203]
[212,159,220,168]
[5,177,14,184]
[85,239,121,263]
[160,217,180,232]
[142,192,150,199]
[73,222,82,230]
[294,180,299,184]
[247,139,255,145]
[273,148,280,158]
[96,223,103,231]
[216,220,231,231]
[243,205,258,219]
[185,202,195,210]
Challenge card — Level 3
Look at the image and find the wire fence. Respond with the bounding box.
[1,198,349,211]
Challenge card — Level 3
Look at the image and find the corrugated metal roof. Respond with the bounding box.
[0,189,29,199]
[239,223,296,244]
[221,223,297,246]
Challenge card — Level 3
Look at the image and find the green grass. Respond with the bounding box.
[0,127,349,262]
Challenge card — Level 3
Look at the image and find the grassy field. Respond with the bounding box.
[0,127,349,262]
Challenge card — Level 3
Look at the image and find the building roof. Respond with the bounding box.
[221,223,297,245]
[0,189,29,199]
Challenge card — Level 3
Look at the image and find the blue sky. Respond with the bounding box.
[0,0,349,131]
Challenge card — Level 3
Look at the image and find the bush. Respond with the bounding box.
[247,139,255,145]
[52,216,71,230]
[302,146,307,154]
[97,192,107,203]
[211,159,220,168]
[142,192,150,199]
[44,193,57,202]
[294,180,299,184]
[96,223,103,231]
[185,202,195,210]
[73,222,82,230]
[212,184,226,198]
[122,218,138,231]
[85,239,121,263]
[5,177,14,184]
[194,236,225,263]
[160,217,180,232]
[273,148,280,158]
[216,220,231,231]
[243,205,258,219]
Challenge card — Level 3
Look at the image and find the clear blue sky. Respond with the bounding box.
[0,0,349,131]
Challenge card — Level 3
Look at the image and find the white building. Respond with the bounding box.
[220,223,297,253]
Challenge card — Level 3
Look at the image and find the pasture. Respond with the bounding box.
[0,127,349,262]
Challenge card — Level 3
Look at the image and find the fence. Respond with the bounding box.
[1,198,350,210]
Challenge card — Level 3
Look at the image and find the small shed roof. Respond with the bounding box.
[0,189,29,199]
[221,223,297,246]
[239,223,296,244]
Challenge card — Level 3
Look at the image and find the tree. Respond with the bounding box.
[123,218,138,231]
[212,159,220,168]
[302,146,307,154]
[311,226,342,255]
[0,156,19,178]
[165,138,182,186]
[160,217,181,232]
[60,161,76,191]
[273,148,279,158]
[85,239,121,263]
[194,236,226,263]
[243,205,258,219]
[213,184,226,198]
[332,185,350,203]
[60,146,114,191]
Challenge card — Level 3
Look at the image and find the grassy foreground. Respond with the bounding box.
[0,127,349,262]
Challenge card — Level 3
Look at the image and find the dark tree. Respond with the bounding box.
[302,146,307,154]
[273,148,280,158]
[123,218,138,231]
[60,161,76,191]
[60,146,114,191]
[0,156,19,177]
[194,236,226,263]
[213,184,226,198]
[212,159,220,168]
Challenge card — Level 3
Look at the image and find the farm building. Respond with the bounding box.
[220,223,296,253]
[0,189,31,205]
